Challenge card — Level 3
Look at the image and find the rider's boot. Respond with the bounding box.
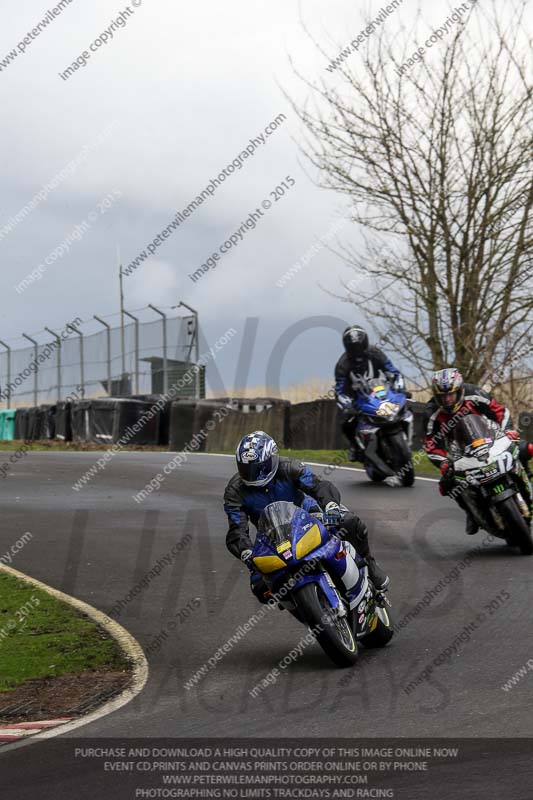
[347,445,363,463]
[465,511,479,536]
[365,556,390,590]
[341,514,389,590]
[455,493,480,535]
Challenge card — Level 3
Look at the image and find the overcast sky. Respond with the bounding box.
[0,0,482,392]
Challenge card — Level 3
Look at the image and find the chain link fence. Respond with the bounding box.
[0,306,200,408]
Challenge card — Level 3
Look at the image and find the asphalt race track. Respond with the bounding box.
[1,451,532,798]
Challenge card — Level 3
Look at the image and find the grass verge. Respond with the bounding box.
[279,448,440,478]
[0,439,440,477]
[0,571,131,719]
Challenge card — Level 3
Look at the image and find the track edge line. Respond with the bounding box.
[0,563,149,753]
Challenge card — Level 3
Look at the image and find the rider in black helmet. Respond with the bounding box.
[334,326,406,461]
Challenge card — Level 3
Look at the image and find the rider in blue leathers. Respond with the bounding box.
[335,326,406,461]
[223,430,389,601]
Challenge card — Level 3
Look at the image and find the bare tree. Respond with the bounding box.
[290,0,532,387]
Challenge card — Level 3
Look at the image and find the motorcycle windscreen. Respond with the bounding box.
[367,378,390,398]
[257,501,299,546]
[450,415,497,455]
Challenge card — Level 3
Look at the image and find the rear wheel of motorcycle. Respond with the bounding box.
[383,431,415,487]
[498,496,533,555]
[292,583,359,668]
[360,604,394,648]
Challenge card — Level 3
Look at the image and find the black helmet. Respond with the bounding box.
[342,326,369,359]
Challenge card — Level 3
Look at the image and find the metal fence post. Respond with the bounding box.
[67,323,85,398]
[44,327,62,403]
[123,310,139,395]
[94,315,112,395]
[0,340,11,409]
[22,333,39,406]
[148,304,168,394]
[178,302,200,399]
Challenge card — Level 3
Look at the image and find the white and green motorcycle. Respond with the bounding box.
[449,415,532,554]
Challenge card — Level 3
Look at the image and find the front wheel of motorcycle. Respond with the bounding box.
[360,604,394,648]
[498,496,533,555]
[382,431,415,487]
[364,461,386,482]
[293,582,359,668]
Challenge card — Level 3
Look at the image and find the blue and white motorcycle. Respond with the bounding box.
[348,377,414,486]
[251,500,393,668]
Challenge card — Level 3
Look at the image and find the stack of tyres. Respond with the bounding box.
[131,394,171,445]
[26,407,41,441]
[70,399,160,444]
[26,405,56,440]
[39,405,56,439]
[169,401,197,451]
[71,400,91,442]
[112,399,159,445]
[14,408,29,440]
[55,401,73,441]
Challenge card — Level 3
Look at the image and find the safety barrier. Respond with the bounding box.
[70,398,160,444]
[55,401,72,441]
[0,409,16,441]
[205,402,290,452]
[169,401,198,451]
[288,399,344,450]
[5,401,532,458]
[168,399,290,453]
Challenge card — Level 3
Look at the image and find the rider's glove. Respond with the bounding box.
[393,375,406,393]
[250,571,270,604]
[439,462,455,496]
[505,430,520,441]
[240,549,253,569]
[323,502,344,527]
[336,394,353,412]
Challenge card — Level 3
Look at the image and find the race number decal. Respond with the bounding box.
[496,451,513,474]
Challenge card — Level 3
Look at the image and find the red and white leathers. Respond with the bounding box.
[423,383,512,477]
